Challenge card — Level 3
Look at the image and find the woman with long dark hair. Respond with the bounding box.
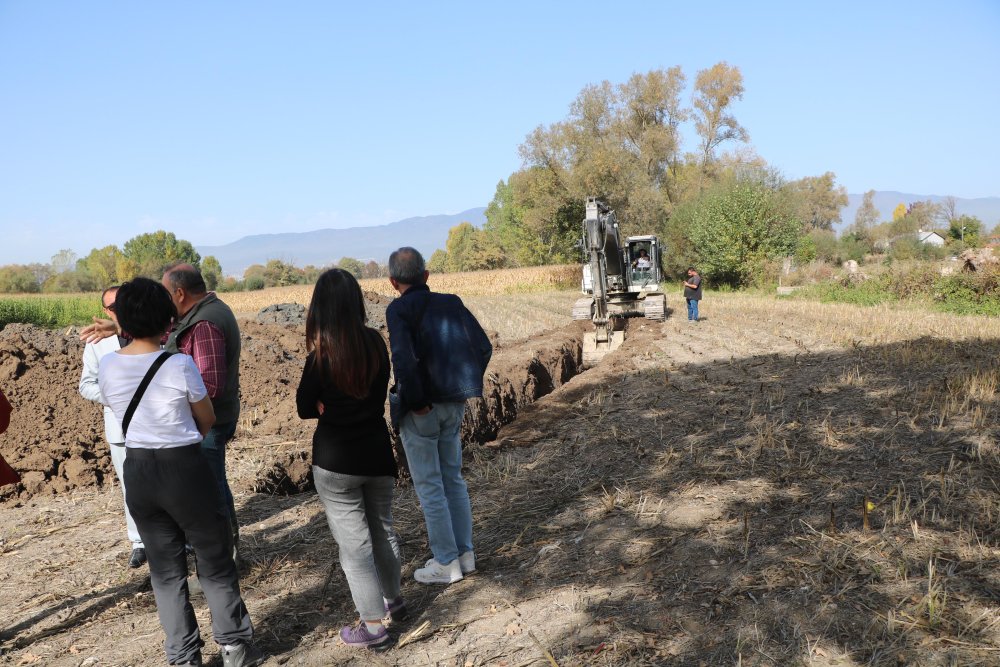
[296,268,403,650]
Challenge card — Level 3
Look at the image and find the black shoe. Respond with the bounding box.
[128,547,147,568]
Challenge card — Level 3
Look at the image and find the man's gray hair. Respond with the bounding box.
[388,247,426,285]
[163,263,207,294]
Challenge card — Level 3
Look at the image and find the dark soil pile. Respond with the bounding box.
[0,304,585,501]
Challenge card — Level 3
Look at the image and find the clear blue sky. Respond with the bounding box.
[2,1,998,266]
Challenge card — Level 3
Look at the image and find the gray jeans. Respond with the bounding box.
[313,467,401,620]
[124,445,253,664]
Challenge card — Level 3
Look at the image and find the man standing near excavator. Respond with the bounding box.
[385,247,492,585]
[683,266,703,322]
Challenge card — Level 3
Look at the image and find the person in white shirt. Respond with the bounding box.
[79,285,146,568]
[632,248,652,270]
[98,277,264,667]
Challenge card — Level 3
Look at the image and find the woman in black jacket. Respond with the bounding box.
[295,269,403,651]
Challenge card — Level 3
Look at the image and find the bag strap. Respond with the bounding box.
[122,352,175,439]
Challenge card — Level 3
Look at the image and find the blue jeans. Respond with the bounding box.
[687,298,699,321]
[313,467,401,620]
[399,402,473,565]
[200,420,238,544]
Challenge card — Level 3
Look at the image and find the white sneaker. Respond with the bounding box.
[415,557,463,584]
[458,551,476,574]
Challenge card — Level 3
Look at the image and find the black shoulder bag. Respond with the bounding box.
[121,352,175,439]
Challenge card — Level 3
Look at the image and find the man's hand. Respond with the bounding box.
[79,318,117,344]
[316,400,325,416]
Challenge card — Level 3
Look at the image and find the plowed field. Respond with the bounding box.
[3,292,1000,666]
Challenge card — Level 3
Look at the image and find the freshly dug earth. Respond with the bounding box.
[0,292,585,500]
[4,294,1000,666]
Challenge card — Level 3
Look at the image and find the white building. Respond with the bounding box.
[916,229,947,247]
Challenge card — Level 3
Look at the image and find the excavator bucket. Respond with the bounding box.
[582,330,624,365]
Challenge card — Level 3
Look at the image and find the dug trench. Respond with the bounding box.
[0,295,593,502]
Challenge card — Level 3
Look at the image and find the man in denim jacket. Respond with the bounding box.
[386,247,492,585]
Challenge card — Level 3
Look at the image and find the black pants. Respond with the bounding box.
[124,444,253,664]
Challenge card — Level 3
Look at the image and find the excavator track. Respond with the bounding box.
[643,294,666,321]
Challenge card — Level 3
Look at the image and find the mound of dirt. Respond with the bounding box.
[255,291,389,330]
[255,303,306,326]
[0,309,585,501]
[0,324,107,498]
[248,322,586,494]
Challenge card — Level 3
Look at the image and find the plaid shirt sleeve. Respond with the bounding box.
[177,320,227,399]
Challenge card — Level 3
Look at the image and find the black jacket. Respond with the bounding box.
[386,284,492,418]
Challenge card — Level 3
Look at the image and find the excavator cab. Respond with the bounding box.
[624,236,663,292]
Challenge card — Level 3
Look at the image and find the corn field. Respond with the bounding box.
[219,265,581,314]
[0,295,103,329]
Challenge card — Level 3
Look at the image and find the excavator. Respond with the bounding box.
[572,197,666,364]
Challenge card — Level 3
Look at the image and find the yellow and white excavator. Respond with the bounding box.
[572,197,666,364]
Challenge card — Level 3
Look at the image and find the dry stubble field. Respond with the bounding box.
[3,285,1000,666]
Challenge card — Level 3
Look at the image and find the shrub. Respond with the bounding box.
[680,175,801,287]
[934,266,1000,316]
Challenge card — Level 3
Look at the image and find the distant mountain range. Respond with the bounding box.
[199,193,1000,277]
[197,208,486,276]
[837,192,1000,233]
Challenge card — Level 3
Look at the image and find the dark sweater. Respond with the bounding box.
[295,329,397,477]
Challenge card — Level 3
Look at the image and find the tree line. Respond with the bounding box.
[6,63,990,293]
[0,230,388,294]
[429,64,990,285]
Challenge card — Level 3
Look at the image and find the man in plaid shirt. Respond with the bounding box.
[162,264,243,556]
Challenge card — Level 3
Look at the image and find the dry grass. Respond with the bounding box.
[9,289,1000,666]
[218,265,580,314]
[710,291,1000,348]
[220,265,583,343]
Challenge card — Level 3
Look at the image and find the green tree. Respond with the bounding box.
[427,250,449,273]
[0,265,42,293]
[262,259,304,287]
[243,264,266,283]
[201,255,222,290]
[514,67,694,247]
[122,231,201,278]
[483,179,541,267]
[336,257,365,279]
[681,173,801,286]
[785,172,848,231]
[79,245,125,287]
[444,223,481,272]
[948,214,983,246]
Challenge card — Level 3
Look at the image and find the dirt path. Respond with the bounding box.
[4,296,1000,666]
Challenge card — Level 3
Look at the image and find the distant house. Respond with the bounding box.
[916,229,946,246]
